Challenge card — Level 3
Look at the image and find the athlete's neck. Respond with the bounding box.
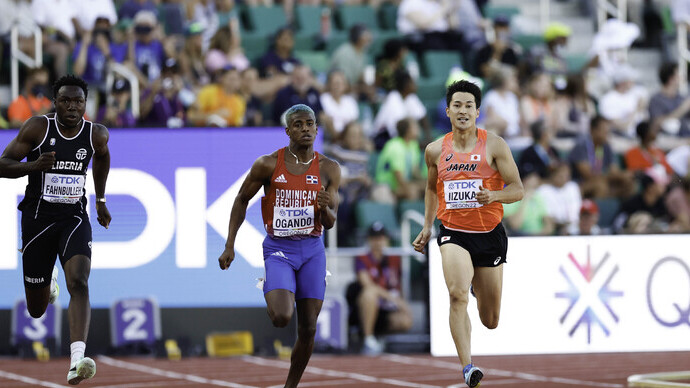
[451,127,477,149]
[55,115,82,135]
[287,144,315,165]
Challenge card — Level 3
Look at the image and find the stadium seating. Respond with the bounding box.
[355,200,400,245]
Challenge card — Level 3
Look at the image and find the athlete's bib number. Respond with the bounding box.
[273,206,315,237]
[42,173,85,204]
[444,179,483,209]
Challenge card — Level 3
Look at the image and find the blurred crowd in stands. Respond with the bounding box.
[1,0,690,244]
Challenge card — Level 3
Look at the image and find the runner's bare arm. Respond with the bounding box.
[219,154,275,269]
[0,117,54,178]
[482,134,524,204]
[412,139,441,253]
[317,157,341,230]
[92,123,111,228]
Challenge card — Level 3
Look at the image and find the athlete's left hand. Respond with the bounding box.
[316,186,330,210]
[96,202,111,229]
[476,186,495,205]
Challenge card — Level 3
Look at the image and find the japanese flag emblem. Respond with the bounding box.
[470,154,481,162]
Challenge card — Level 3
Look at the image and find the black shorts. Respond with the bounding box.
[21,212,92,289]
[437,223,508,267]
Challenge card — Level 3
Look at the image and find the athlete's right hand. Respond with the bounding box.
[412,227,432,254]
[33,152,55,171]
[218,248,235,270]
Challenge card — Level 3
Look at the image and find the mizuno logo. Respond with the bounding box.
[274,174,287,183]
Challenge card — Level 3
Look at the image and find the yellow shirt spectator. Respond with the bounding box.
[193,66,246,127]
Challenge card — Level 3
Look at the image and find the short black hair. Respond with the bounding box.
[349,24,367,44]
[590,114,607,132]
[640,174,656,191]
[396,117,412,138]
[446,80,481,108]
[636,120,650,140]
[53,74,88,99]
[658,62,677,85]
[394,69,413,92]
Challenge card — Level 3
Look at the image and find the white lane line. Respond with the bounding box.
[95,381,192,388]
[0,370,67,388]
[98,356,259,388]
[243,356,443,388]
[383,354,625,388]
[446,379,527,387]
[265,379,361,388]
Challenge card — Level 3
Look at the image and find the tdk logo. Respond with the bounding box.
[52,176,81,185]
[448,181,477,190]
[284,209,310,216]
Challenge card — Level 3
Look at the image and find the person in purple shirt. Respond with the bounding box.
[73,18,128,87]
[140,59,186,127]
[118,0,158,20]
[259,27,301,78]
[97,78,136,128]
[128,10,165,82]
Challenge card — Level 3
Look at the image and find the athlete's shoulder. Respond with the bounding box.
[252,151,279,175]
[318,153,340,170]
[17,115,49,140]
[425,136,444,157]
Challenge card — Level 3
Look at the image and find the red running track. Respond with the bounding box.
[0,352,688,388]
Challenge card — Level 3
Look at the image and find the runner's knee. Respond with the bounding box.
[297,322,317,339]
[448,287,470,307]
[65,272,89,293]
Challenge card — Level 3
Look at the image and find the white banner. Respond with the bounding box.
[430,234,690,356]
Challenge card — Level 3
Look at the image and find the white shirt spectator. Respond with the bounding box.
[373,90,426,138]
[482,89,521,138]
[537,181,582,229]
[74,0,117,30]
[667,144,690,177]
[397,0,448,34]
[0,0,35,37]
[599,85,648,137]
[672,0,690,24]
[32,0,79,39]
[320,92,359,135]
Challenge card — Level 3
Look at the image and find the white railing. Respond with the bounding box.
[540,0,550,31]
[10,24,42,101]
[597,0,627,29]
[679,23,690,95]
[104,63,140,118]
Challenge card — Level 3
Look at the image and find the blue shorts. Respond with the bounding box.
[262,235,326,300]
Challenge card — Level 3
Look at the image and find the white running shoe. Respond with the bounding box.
[67,357,96,385]
[48,266,59,304]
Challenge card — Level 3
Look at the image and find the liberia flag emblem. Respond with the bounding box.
[306,175,319,184]
[470,154,481,161]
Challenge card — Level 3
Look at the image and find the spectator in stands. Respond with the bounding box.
[0,0,36,67]
[503,172,554,236]
[32,0,78,77]
[8,67,52,128]
[118,0,158,20]
[346,222,413,355]
[73,18,128,88]
[665,178,690,232]
[206,25,249,74]
[375,38,409,93]
[613,173,673,234]
[74,0,118,35]
[97,78,136,128]
[530,22,571,91]
[188,64,246,126]
[586,18,639,98]
[481,66,521,138]
[455,0,488,52]
[0,113,8,129]
[518,119,561,179]
[180,22,211,89]
[648,62,690,137]
[139,58,186,128]
[624,120,674,176]
[667,144,690,179]
[330,24,372,96]
[185,0,217,50]
[568,199,602,235]
[240,67,265,127]
[520,71,559,134]
[553,73,596,137]
[538,162,582,235]
[396,0,464,57]
[215,0,239,28]
[598,64,648,138]
[373,70,429,149]
[373,118,426,203]
[320,70,360,140]
[324,121,373,246]
[569,115,633,198]
[128,10,166,83]
[474,16,521,79]
[272,64,324,126]
[259,26,300,78]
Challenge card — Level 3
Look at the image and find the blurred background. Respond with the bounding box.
[0,0,688,368]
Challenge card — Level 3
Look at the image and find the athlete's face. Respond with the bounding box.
[286,111,317,146]
[446,92,479,131]
[55,86,86,127]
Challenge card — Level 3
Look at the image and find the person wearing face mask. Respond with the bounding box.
[474,16,521,79]
[127,10,165,84]
[139,59,186,127]
[530,22,571,91]
[8,67,53,128]
[73,18,128,88]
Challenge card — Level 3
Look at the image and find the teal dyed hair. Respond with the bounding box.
[284,104,315,127]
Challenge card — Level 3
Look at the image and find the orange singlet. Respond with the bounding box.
[436,129,504,232]
[262,148,323,238]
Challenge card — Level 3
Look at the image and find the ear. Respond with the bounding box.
[445,106,450,118]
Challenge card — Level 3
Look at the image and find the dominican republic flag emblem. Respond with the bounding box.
[306,175,319,184]
[470,154,481,161]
